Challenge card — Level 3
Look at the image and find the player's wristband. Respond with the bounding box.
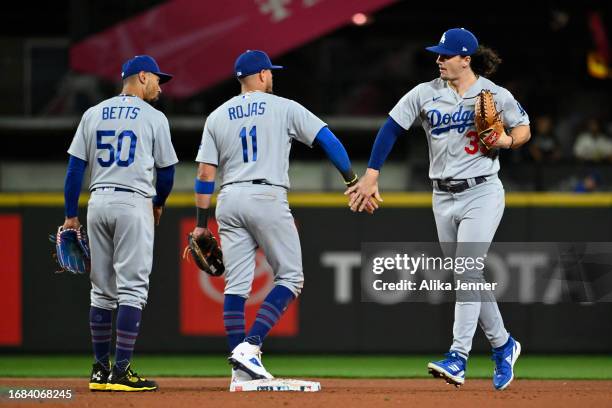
[342,170,358,187]
[196,207,210,228]
[195,179,215,194]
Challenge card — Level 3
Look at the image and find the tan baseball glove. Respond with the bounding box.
[474,89,505,150]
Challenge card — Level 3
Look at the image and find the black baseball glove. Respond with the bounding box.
[183,231,225,276]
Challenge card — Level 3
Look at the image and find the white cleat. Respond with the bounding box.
[228,342,274,380]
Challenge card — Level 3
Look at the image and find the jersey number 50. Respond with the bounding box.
[96,130,138,167]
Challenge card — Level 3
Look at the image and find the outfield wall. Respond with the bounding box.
[1,193,612,353]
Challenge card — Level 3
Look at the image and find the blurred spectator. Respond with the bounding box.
[573,118,612,162]
[528,115,562,162]
[574,171,603,193]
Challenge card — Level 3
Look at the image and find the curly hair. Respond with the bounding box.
[470,46,502,77]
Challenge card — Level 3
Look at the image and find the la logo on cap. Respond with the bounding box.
[440,33,446,44]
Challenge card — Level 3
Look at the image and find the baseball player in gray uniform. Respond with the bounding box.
[191,50,364,385]
[63,55,178,392]
[347,28,531,390]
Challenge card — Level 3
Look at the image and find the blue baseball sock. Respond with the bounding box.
[245,285,295,346]
[224,295,246,352]
[89,306,112,370]
[114,305,142,372]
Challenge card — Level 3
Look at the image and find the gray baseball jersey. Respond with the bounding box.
[389,76,529,180]
[196,91,326,188]
[68,95,178,196]
[196,91,326,298]
[69,95,177,310]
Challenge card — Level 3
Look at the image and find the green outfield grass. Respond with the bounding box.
[0,355,611,379]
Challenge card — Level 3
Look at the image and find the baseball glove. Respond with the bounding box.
[474,89,505,150]
[183,231,225,276]
[48,226,91,274]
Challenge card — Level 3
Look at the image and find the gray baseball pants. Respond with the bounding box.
[215,183,304,298]
[87,189,154,310]
[432,174,509,358]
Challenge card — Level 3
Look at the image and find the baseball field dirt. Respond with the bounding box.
[2,378,611,408]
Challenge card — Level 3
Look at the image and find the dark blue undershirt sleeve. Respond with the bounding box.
[313,126,354,182]
[64,155,87,218]
[152,165,175,207]
[367,116,406,170]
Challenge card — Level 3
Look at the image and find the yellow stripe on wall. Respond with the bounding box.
[1,192,612,208]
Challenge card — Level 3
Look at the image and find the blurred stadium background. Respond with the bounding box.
[2,0,611,192]
[1,0,612,364]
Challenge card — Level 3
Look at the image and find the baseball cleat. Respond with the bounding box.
[228,341,274,380]
[89,362,111,391]
[492,336,521,390]
[427,351,466,387]
[106,364,158,392]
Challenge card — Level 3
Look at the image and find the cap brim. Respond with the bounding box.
[154,72,173,84]
[237,66,284,78]
[425,45,458,56]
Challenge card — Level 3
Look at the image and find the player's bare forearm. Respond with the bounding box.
[508,125,531,149]
[492,125,530,150]
[153,206,163,226]
[195,193,212,209]
[197,163,217,182]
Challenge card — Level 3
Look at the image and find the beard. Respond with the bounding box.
[145,92,160,104]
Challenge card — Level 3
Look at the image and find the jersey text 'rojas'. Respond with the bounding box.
[196,91,326,189]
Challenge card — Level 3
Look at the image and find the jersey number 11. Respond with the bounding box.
[239,126,257,163]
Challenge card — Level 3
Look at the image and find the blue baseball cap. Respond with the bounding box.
[425,28,479,56]
[121,55,173,84]
[234,50,283,78]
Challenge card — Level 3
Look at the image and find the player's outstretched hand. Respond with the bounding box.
[62,216,81,230]
[153,206,163,226]
[344,169,383,213]
[346,192,377,214]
